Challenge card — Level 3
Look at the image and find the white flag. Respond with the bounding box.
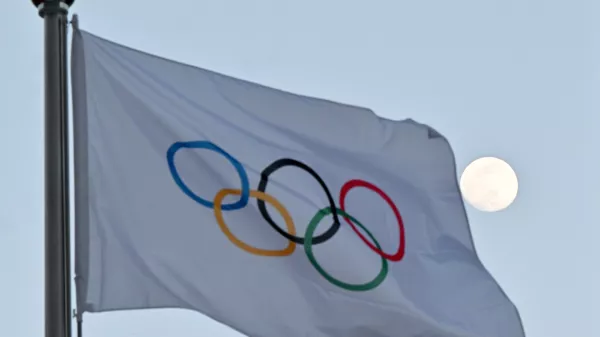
[71,28,524,337]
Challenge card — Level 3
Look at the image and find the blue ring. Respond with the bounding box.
[167,141,250,210]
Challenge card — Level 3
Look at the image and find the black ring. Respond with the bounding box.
[257,158,340,245]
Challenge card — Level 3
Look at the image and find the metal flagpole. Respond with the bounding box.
[32,1,75,337]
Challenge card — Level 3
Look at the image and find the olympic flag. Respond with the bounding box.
[71,28,524,337]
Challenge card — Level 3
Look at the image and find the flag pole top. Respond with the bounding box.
[32,0,75,17]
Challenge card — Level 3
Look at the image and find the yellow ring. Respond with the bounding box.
[213,188,297,257]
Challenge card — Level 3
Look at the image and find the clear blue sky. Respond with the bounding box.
[1,1,598,336]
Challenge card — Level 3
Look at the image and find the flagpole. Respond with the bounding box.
[32,1,75,337]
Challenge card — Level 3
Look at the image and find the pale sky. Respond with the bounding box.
[1,1,598,337]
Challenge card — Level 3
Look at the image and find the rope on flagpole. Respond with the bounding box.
[70,12,83,337]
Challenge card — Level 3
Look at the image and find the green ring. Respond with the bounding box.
[304,207,388,291]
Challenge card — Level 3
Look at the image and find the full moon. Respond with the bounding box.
[459,157,518,212]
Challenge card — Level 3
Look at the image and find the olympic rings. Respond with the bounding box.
[305,207,388,292]
[167,140,406,291]
[214,188,297,257]
[340,179,406,262]
[257,158,340,245]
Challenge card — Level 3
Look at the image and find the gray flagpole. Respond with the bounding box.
[32,1,75,337]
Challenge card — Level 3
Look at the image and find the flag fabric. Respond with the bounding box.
[71,27,524,337]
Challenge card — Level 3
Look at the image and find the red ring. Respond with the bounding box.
[339,179,405,262]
